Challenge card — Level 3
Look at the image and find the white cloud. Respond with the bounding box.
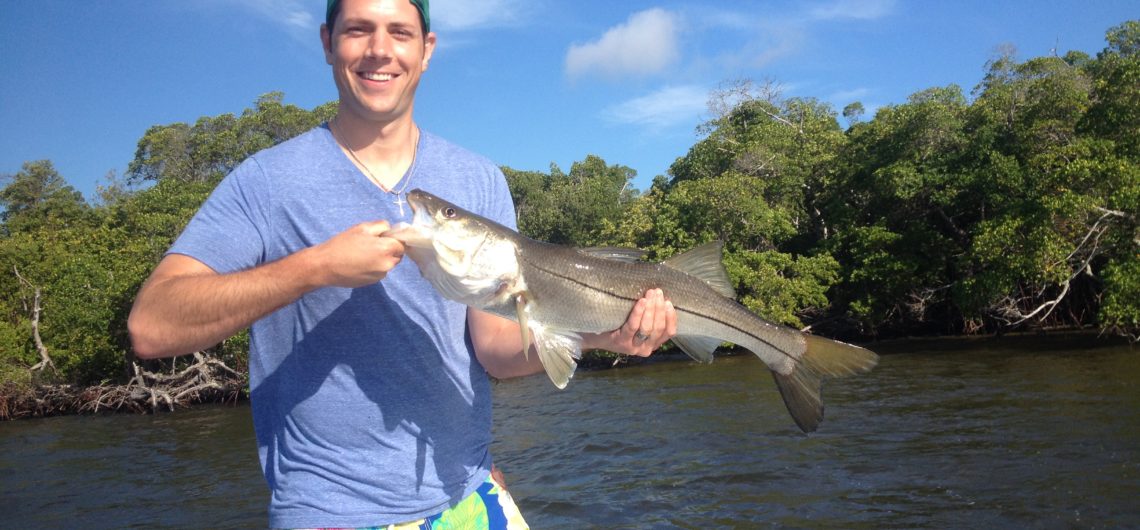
[827,87,871,102]
[603,85,708,129]
[565,8,680,80]
[224,0,316,43]
[744,26,806,69]
[810,0,895,21]
[680,7,805,71]
[431,0,532,31]
[682,1,892,73]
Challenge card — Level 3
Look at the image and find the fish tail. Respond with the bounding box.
[771,368,824,433]
[773,335,879,433]
[801,335,879,377]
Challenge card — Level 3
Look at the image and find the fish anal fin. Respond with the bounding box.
[672,335,721,363]
[771,368,823,433]
[532,326,582,389]
[662,241,735,298]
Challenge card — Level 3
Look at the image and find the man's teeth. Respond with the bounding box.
[362,72,393,81]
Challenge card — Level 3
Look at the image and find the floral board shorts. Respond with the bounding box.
[296,473,529,530]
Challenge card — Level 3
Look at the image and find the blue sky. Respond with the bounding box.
[1,1,1135,200]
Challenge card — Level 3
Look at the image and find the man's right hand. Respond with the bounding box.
[309,221,407,288]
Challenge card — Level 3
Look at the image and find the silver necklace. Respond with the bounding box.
[330,119,419,216]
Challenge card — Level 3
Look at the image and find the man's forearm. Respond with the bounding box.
[468,308,546,379]
[129,221,405,359]
[127,250,322,359]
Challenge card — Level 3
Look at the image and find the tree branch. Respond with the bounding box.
[996,207,1119,327]
[13,267,55,374]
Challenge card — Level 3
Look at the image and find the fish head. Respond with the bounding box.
[394,189,522,307]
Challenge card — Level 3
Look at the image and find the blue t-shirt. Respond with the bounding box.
[168,125,518,528]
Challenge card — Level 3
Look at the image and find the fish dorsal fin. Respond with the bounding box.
[579,247,647,262]
[663,241,735,298]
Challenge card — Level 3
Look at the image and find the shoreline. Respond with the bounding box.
[0,353,246,421]
[2,330,1128,421]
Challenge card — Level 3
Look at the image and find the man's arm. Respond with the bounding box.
[128,221,405,359]
[468,289,677,379]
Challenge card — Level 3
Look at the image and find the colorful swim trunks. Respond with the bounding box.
[299,473,529,530]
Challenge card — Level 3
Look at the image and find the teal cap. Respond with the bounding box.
[326,1,430,33]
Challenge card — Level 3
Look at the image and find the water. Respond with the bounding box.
[2,337,1136,528]
[1,404,264,528]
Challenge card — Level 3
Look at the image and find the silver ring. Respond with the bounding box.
[634,330,650,343]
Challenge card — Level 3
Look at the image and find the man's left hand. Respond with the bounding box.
[582,288,677,356]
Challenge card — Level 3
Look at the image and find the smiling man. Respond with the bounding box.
[127,0,676,528]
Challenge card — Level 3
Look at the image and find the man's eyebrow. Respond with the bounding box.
[340,16,376,27]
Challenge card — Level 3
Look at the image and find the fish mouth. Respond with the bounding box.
[405,190,430,225]
[405,189,424,213]
[384,190,434,247]
[404,189,435,223]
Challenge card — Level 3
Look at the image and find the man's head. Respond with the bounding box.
[326,0,429,36]
[320,0,436,127]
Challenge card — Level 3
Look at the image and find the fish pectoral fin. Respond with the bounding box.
[515,293,532,361]
[672,335,722,364]
[532,327,582,389]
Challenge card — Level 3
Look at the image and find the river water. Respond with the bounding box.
[2,336,1136,528]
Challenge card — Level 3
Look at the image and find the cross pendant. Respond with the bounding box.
[393,194,406,217]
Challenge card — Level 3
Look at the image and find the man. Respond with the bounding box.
[127,0,677,528]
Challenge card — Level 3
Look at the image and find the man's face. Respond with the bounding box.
[321,0,436,126]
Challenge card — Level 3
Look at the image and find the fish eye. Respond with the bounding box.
[442,207,457,218]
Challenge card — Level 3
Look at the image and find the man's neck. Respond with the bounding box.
[330,114,420,189]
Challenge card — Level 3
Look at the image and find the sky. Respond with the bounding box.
[1,1,1136,200]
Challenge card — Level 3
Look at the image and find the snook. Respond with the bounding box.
[389,189,878,432]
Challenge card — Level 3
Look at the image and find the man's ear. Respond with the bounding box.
[320,23,334,66]
[422,32,437,72]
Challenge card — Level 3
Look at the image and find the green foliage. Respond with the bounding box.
[505,155,637,246]
[842,102,866,126]
[821,24,1139,335]
[653,173,795,254]
[0,160,95,235]
[1101,257,1140,336]
[655,21,1139,338]
[0,177,215,384]
[1081,21,1140,157]
[128,92,336,184]
[725,250,839,328]
[672,92,845,247]
[1,94,333,386]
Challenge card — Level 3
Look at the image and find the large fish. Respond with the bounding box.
[388,189,878,432]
